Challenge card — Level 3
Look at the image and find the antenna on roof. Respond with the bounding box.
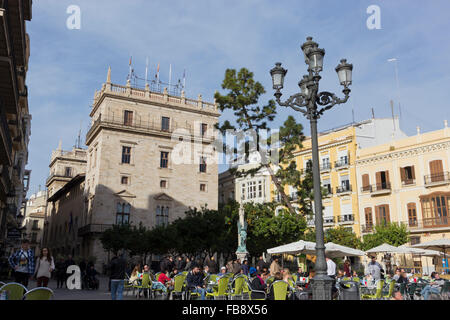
[371,108,375,119]
[390,100,396,131]
[75,120,82,148]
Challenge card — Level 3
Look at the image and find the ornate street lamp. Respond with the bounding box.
[270,36,353,300]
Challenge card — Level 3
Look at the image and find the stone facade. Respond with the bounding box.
[21,190,47,254]
[43,146,87,257]
[78,69,220,267]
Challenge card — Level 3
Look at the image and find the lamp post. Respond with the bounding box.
[270,36,353,300]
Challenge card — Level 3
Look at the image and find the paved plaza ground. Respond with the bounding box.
[24,275,136,300]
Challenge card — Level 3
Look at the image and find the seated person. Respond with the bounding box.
[186,265,212,300]
[421,272,445,300]
[217,266,227,277]
[295,267,306,279]
[248,268,267,300]
[169,267,179,279]
[158,269,174,293]
[267,272,284,300]
[129,265,141,284]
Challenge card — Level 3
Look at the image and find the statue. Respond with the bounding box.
[236,205,248,261]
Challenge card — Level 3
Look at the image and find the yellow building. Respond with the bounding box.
[271,118,406,237]
[356,121,450,273]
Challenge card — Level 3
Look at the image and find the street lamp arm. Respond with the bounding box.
[316,89,351,116]
[275,92,309,115]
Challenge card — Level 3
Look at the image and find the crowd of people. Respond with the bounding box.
[2,239,99,290]
[2,241,447,300]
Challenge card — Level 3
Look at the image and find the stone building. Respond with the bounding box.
[76,68,220,267]
[356,121,450,273]
[46,174,86,259]
[21,190,47,254]
[42,146,87,256]
[0,0,33,251]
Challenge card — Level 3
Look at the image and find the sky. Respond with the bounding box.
[25,0,450,196]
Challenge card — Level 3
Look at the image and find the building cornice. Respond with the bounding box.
[356,140,450,166]
[293,137,354,157]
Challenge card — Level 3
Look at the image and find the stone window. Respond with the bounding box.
[122,146,131,164]
[199,156,207,173]
[116,203,130,225]
[161,117,170,132]
[160,180,167,188]
[156,206,169,226]
[160,152,169,168]
[200,183,206,192]
[121,176,129,185]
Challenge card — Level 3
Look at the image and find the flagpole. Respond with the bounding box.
[145,57,149,86]
[183,69,186,90]
[169,64,172,91]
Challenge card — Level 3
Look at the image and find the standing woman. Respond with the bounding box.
[34,248,55,287]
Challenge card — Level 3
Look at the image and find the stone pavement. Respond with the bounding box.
[26,275,137,300]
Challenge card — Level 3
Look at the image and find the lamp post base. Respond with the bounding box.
[310,274,334,300]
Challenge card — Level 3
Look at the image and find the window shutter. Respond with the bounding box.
[385,170,390,184]
[400,167,406,182]
[385,205,390,223]
[375,205,380,225]
[411,166,416,179]
[376,172,381,186]
[364,207,373,225]
[362,174,369,188]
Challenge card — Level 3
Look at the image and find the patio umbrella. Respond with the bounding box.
[267,240,316,255]
[397,245,443,274]
[412,238,450,271]
[365,243,403,254]
[267,241,365,257]
[324,242,366,258]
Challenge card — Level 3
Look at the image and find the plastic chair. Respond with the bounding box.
[171,274,186,300]
[134,273,152,299]
[0,281,4,287]
[0,282,27,300]
[382,280,396,299]
[230,275,247,300]
[361,280,384,300]
[266,276,275,286]
[23,287,54,300]
[206,276,230,300]
[269,280,290,300]
[246,279,267,300]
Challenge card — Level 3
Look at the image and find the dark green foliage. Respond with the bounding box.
[361,222,410,251]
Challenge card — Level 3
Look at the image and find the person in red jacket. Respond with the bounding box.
[158,269,174,296]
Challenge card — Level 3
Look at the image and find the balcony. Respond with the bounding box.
[401,179,416,187]
[46,172,73,185]
[0,108,13,162]
[86,113,215,145]
[369,182,392,196]
[424,172,450,187]
[336,184,352,196]
[78,224,113,237]
[337,214,355,225]
[335,157,350,170]
[320,163,331,173]
[324,216,337,227]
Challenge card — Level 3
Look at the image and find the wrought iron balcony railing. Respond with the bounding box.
[335,157,350,169]
[336,184,352,194]
[424,172,450,186]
